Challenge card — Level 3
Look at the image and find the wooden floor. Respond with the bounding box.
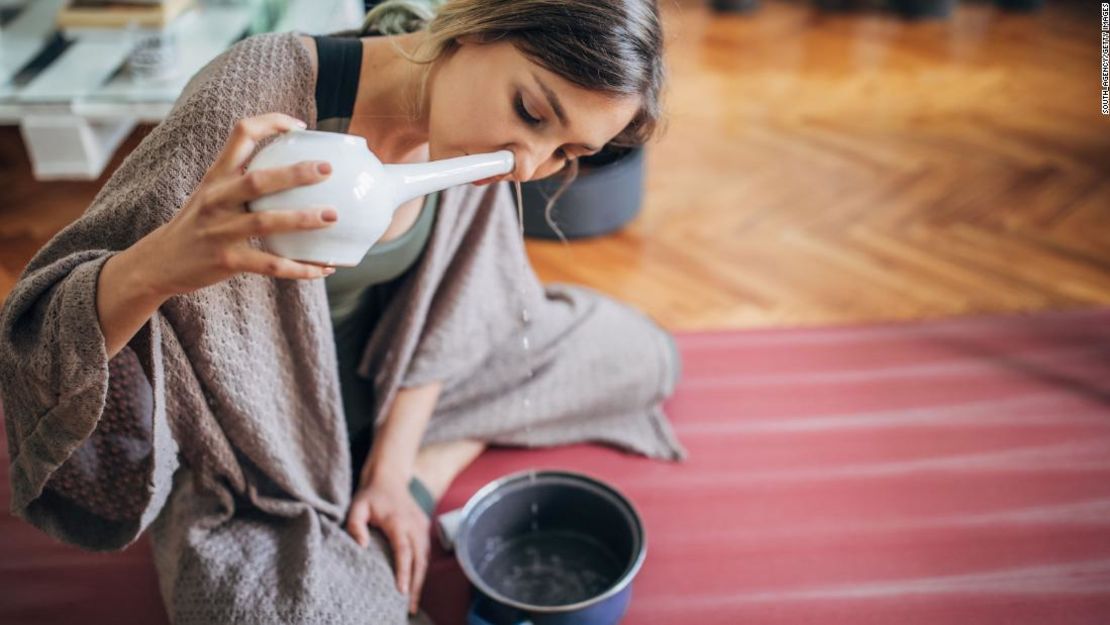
[1,0,1107,331]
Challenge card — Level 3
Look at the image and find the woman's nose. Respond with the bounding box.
[509,145,555,182]
[512,151,539,182]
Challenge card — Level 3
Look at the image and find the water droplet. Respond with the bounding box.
[521,336,531,351]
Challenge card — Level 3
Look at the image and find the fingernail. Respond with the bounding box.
[295,119,308,129]
[321,208,337,222]
[317,162,332,175]
[324,267,336,275]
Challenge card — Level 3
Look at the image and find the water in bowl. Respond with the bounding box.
[478,529,625,607]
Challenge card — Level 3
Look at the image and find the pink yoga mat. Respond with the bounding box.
[2,307,1109,624]
[423,307,1110,625]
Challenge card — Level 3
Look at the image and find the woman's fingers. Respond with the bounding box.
[409,528,430,614]
[211,206,337,240]
[204,160,331,210]
[342,490,430,610]
[210,113,307,178]
[230,248,334,280]
[382,521,413,594]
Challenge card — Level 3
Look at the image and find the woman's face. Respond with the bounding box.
[426,39,642,184]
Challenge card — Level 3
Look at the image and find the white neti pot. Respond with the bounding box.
[246,129,514,266]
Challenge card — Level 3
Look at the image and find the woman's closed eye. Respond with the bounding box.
[514,93,541,126]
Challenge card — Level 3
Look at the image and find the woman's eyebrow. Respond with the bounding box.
[531,72,600,153]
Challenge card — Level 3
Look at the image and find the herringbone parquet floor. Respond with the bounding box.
[529,0,1110,329]
[1,0,1106,331]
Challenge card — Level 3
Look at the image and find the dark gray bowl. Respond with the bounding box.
[520,146,645,241]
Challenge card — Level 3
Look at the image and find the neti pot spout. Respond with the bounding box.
[383,150,515,206]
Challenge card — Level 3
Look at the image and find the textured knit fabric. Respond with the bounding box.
[0,33,686,625]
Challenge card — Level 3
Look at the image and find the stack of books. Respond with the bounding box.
[56,0,193,30]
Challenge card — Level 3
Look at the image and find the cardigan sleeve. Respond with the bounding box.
[0,243,179,551]
[0,99,199,549]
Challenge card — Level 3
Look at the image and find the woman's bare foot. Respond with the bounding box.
[412,439,486,503]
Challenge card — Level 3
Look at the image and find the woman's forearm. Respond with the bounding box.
[361,381,443,486]
[96,238,170,360]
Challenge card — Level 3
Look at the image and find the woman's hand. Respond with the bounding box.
[346,473,431,615]
[134,112,338,298]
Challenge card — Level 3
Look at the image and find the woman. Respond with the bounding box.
[0,1,685,623]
